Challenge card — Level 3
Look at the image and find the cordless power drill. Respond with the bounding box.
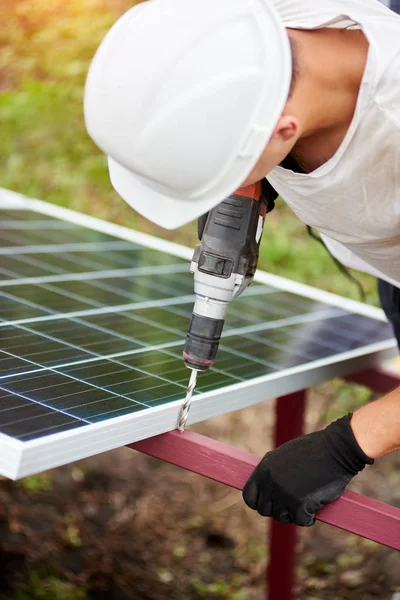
[178,180,277,431]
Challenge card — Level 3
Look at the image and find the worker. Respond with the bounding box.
[84,0,400,526]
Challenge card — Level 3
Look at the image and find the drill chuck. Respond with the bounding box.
[183,313,225,371]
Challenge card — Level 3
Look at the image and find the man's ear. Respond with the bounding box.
[272,115,299,142]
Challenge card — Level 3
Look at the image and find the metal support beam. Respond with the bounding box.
[128,430,400,550]
[268,391,306,600]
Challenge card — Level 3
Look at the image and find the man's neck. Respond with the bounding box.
[286,27,369,173]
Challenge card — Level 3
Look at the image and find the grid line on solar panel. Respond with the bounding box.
[0,273,196,317]
[1,326,103,372]
[265,323,347,353]
[0,242,142,255]
[3,304,388,390]
[0,385,92,423]
[29,302,343,355]
[0,289,55,320]
[158,292,336,331]
[245,331,331,361]
[0,282,274,328]
[0,302,348,381]
[0,295,196,327]
[0,247,187,280]
[0,351,200,439]
[0,264,190,287]
[0,275,268,313]
[2,307,204,388]
[60,350,239,389]
[1,368,155,411]
[0,267,21,280]
[0,316,290,381]
[0,224,137,246]
[0,387,89,440]
[0,337,185,380]
[0,346,189,410]
[0,349,242,435]
[0,222,137,245]
[9,282,103,310]
[0,311,184,374]
[0,339,242,393]
[0,254,68,279]
[0,248,187,277]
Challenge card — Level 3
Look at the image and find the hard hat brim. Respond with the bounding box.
[108,157,240,230]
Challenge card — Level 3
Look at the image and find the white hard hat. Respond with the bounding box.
[84,0,291,229]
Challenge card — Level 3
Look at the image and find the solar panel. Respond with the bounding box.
[0,188,397,479]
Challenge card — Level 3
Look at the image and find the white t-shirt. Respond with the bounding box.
[266,0,400,287]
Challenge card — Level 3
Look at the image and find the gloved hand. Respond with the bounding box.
[243,413,374,526]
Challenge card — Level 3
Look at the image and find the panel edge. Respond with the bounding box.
[13,341,397,479]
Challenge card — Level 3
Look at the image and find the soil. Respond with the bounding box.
[0,387,399,600]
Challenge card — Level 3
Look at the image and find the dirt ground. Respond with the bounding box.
[0,384,399,600]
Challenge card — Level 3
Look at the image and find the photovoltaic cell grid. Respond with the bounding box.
[0,200,396,477]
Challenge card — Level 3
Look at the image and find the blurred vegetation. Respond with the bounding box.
[12,572,88,600]
[1,0,378,303]
[21,473,53,493]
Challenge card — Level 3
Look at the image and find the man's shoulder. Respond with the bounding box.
[270,0,397,28]
[373,50,400,127]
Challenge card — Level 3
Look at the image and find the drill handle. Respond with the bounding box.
[196,179,277,242]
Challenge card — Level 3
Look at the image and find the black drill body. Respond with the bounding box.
[183,180,277,371]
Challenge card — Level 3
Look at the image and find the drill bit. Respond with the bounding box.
[178,369,198,432]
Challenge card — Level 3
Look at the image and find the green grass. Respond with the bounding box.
[21,473,53,493]
[10,573,87,600]
[1,0,378,303]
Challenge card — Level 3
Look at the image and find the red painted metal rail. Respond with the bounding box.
[129,427,400,551]
[128,368,400,600]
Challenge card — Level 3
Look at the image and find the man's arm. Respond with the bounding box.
[351,385,400,458]
[243,387,400,526]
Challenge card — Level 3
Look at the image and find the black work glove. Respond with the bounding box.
[243,413,374,526]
